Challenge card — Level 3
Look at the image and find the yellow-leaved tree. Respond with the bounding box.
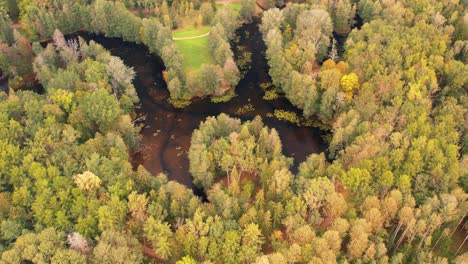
[340,72,359,100]
[73,171,101,194]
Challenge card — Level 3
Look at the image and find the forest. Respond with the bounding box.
[0,0,467,263]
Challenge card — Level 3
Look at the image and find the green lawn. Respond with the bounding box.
[172,26,211,38]
[170,1,242,73]
[173,27,213,73]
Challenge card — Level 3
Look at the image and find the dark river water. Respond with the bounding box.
[75,19,327,188]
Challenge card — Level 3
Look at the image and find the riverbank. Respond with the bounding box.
[72,18,328,189]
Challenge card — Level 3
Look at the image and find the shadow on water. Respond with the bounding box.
[74,18,328,189]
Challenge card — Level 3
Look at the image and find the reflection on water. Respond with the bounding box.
[74,19,328,188]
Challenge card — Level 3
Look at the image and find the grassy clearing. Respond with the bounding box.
[171,0,240,74]
[174,37,213,73]
[173,26,213,73]
[172,26,211,38]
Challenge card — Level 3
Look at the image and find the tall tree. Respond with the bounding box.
[239,0,256,22]
[93,230,143,263]
[294,9,333,61]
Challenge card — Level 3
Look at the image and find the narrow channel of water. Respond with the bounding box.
[75,19,328,188]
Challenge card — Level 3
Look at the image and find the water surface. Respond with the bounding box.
[76,19,327,188]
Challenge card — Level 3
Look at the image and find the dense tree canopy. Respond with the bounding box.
[0,0,466,263]
[189,114,291,190]
[13,0,242,101]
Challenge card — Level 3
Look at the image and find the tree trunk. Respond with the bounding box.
[111,80,119,99]
[395,225,410,250]
[407,224,418,244]
[455,233,468,255]
[392,221,402,242]
[418,229,430,249]
[142,243,165,262]
[430,229,445,252]
[450,213,466,238]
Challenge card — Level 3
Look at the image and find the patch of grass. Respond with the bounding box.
[173,26,211,38]
[174,37,213,72]
[169,98,192,108]
[235,103,255,115]
[211,89,236,103]
[274,110,301,125]
[259,82,272,90]
[236,46,252,77]
[272,109,333,130]
[173,27,213,73]
[263,90,279,100]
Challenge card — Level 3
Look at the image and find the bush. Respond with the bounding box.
[273,109,301,125]
[263,90,279,100]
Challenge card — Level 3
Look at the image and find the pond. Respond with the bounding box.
[75,18,328,189]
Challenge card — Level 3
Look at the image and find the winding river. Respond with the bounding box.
[75,19,327,189]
